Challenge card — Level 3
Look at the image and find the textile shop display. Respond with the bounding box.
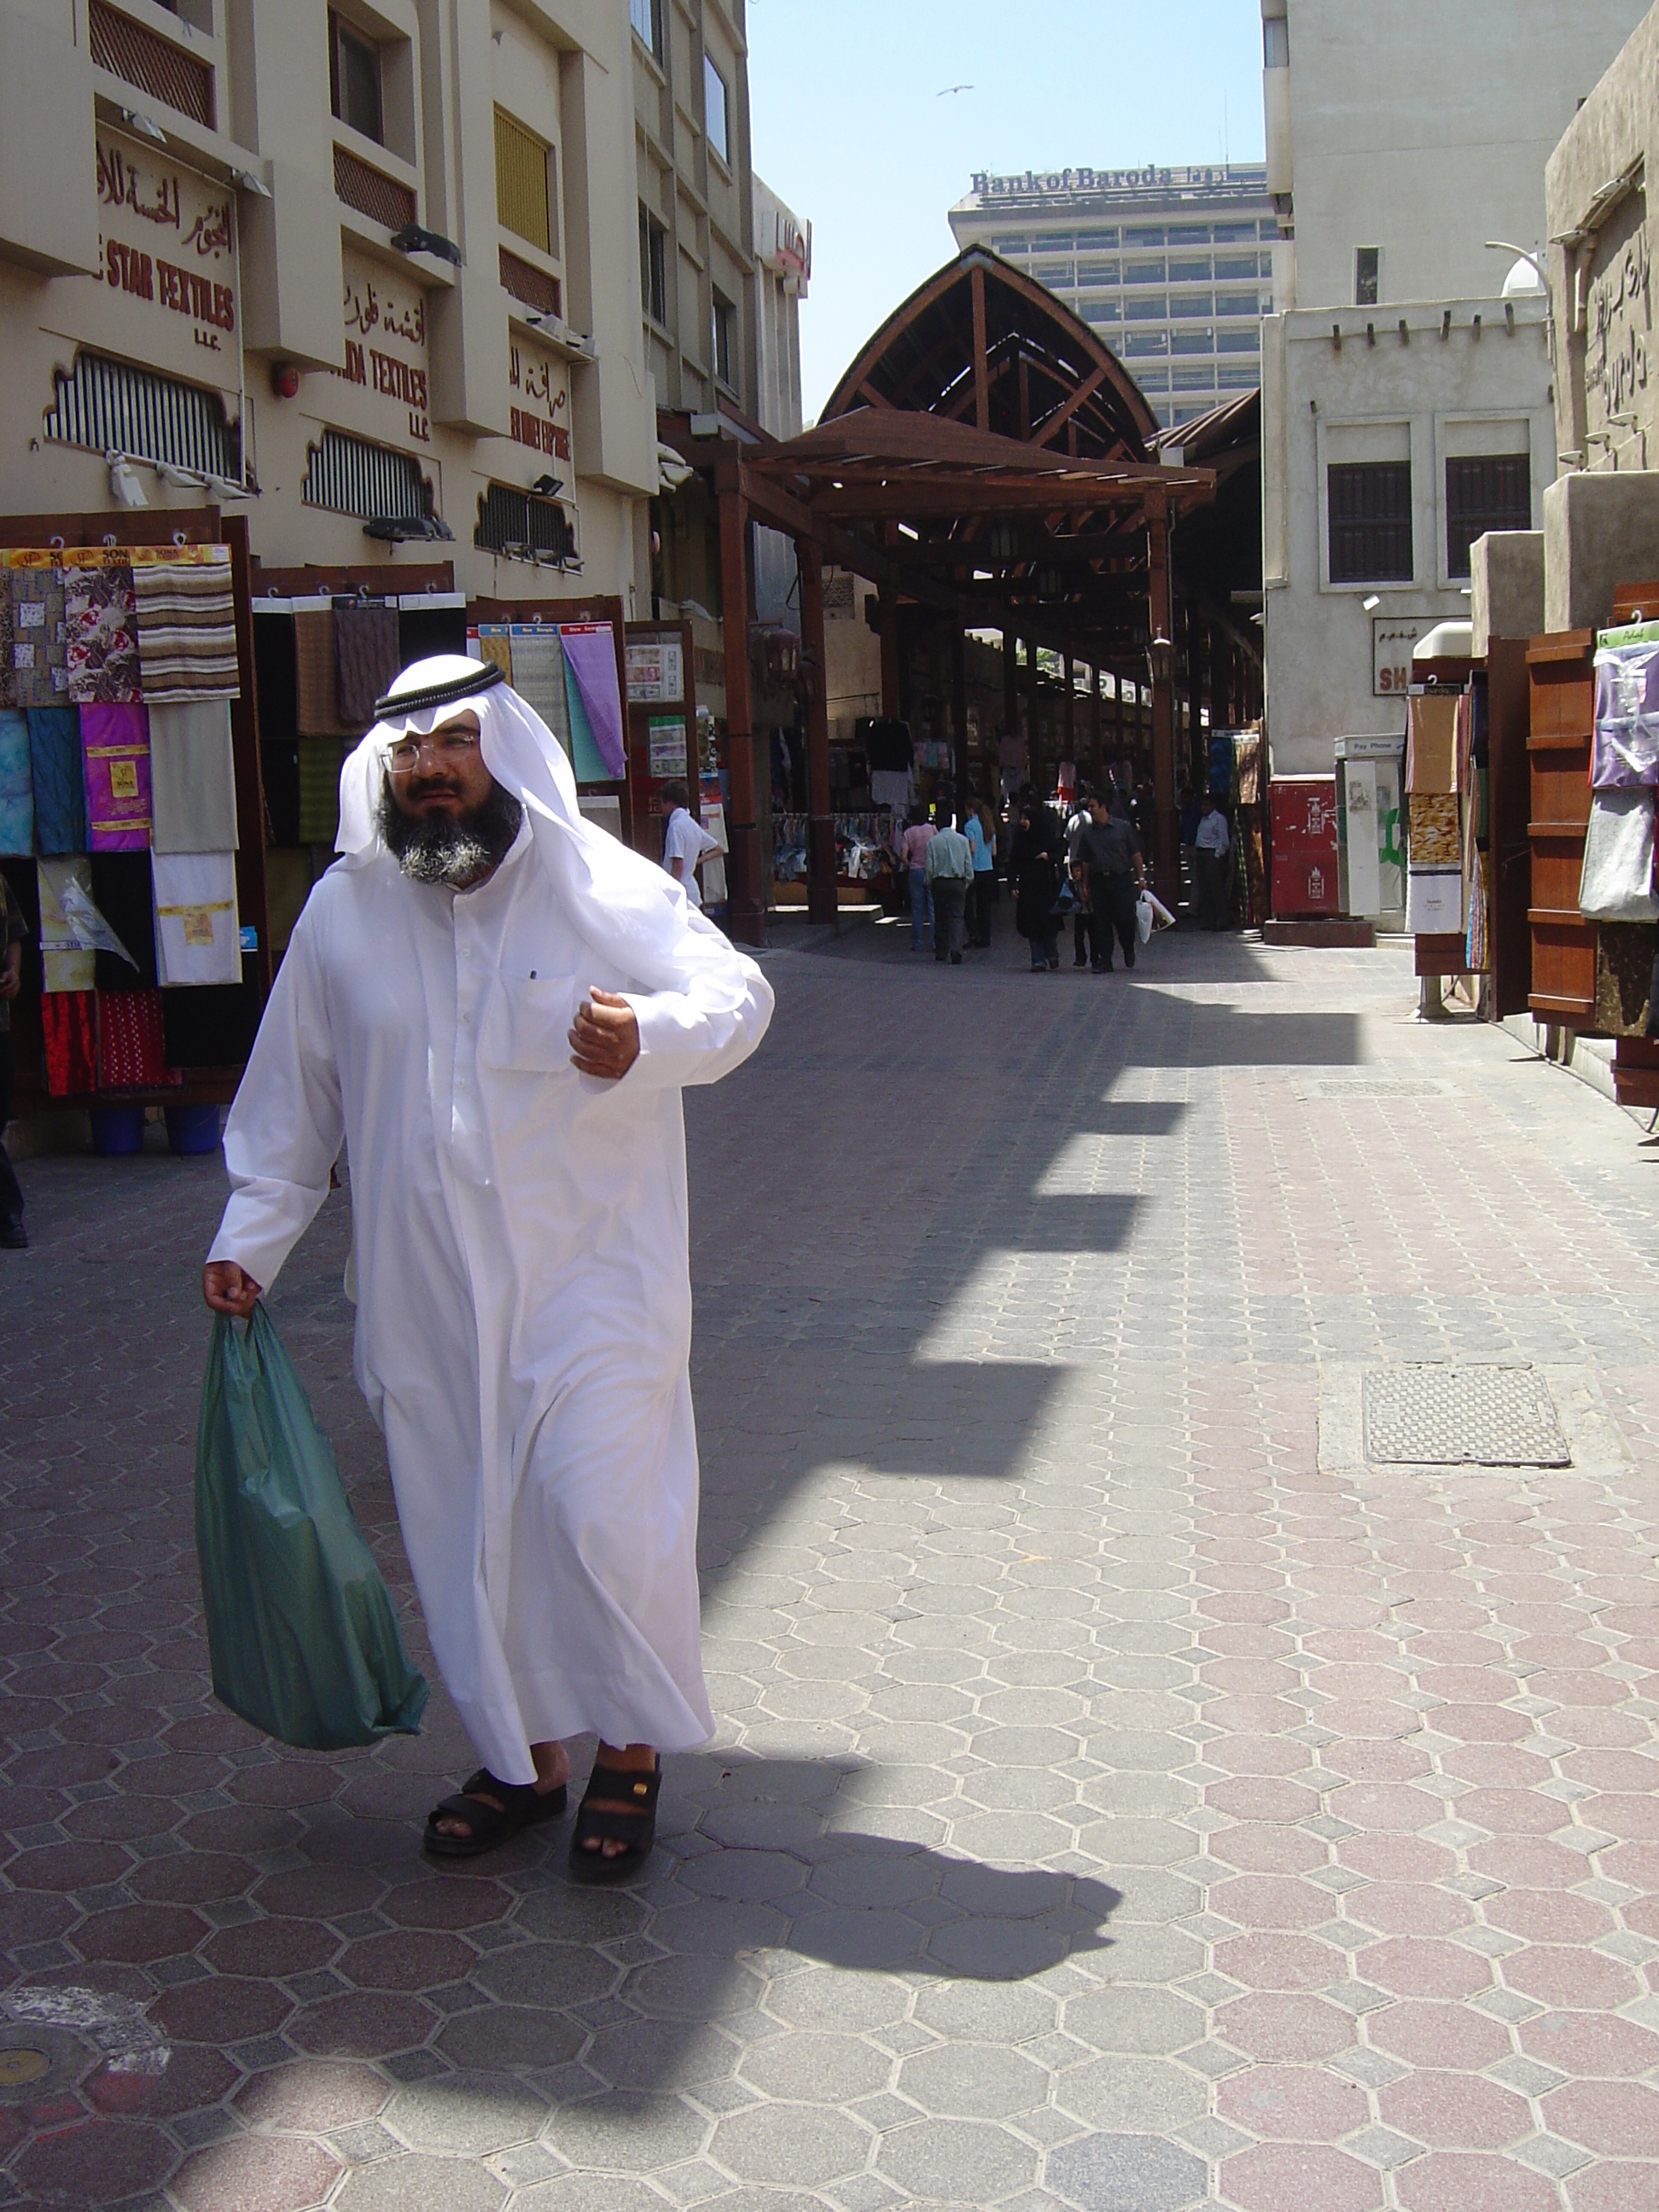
[864,719,914,775]
[261,739,300,847]
[41,988,97,1097]
[1592,622,1659,789]
[97,987,175,1089]
[253,602,299,735]
[1579,788,1659,923]
[38,856,135,992]
[0,712,32,854]
[89,852,159,990]
[1406,867,1462,935]
[131,551,238,701]
[62,557,140,704]
[8,563,67,707]
[294,604,354,737]
[26,707,87,857]
[397,596,469,667]
[1406,694,1458,795]
[297,737,344,847]
[264,847,314,953]
[0,573,13,710]
[1407,793,1460,868]
[81,702,152,850]
[150,702,238,853]
[469,625,628,783]
[153,852,241,987]
[557,625,628,779]
[1595,922,1656,1036]
[334,601,400,727]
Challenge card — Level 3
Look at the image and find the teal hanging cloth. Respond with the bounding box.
[195,1307,428,1749]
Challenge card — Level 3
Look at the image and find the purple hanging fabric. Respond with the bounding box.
[558,625,628,778]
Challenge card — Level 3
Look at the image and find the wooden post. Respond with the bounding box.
[1025,632,1040,789]
[970,262,991,434]
[1186,604,1207,791]
[718,472,764,946]
[1091,661,1103,788]
[1063,651,1076,783]
[950,623,969,805]
[879,584,901,719]
[797,538,835,926]
[1147,498,1179,906]
[1003,626,1019,774]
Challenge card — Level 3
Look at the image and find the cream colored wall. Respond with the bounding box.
[0,0,652,606]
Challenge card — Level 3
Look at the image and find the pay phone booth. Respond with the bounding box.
[623,620,722,908]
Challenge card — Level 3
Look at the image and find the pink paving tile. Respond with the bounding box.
[1202,1629,1300,1659]
[1343,1883,1471,1938]
[170,2134,341,2212]
[1394,2152,1562,2212]
[1561,1749,1659,1791]
[1204,1734,1316,1776]
[1304,1665,1413,1699]
[1208,1825,1331,1876]
[1505,1945,1644,2012]
[1368,2001,1512,2070]
[1216,1933,1349,1992]
[1316,1700,1421,1740]
[1218,2065,1369,2142]
[1315,1741,1433,1783]
[1603,1842,1659,1889]
[1544,2078,1659,2157]
[1564,2160,1659,2212]
[1552,1710,1649,1748]
[13,2120,175,2205]
[1469,1837,1597,1889]
[1621,1895,1659,1941]
[1441,1745,1554,1789]
[1214,1993,1355,2062]
[1220,2141,1383,2212]
[1528,1670,1629,1706]
[1324,1782,1443,1833]
[1519,2011,1659,2076]
[236,2058,390,2130]
[1355,1937,1491,2002]
[1377,2069,1532,2151]
[1580,1794,1659,1841]
[153,1976,293,2045]
[1204,1696,1307,1736]
[1338,1835,1458,1883]
[1200,1658,1306,1694]
[1452,1787,1573,1838]
[1484,1890,1615,1945]
[1424,1705,1533,1744]
[1208,1877,1335,1931]
[74,1902,206,1965]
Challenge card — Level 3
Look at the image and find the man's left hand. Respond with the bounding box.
[0,954,20,1004]
[569,988,641,1080]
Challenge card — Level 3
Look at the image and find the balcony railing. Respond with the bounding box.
[90,0,214,130]
[333,143,416,232]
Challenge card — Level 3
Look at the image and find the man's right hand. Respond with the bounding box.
[202,1262,261,1318]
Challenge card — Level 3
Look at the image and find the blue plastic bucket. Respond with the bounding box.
[166,1104,221,1156]
[90,1106,147,1157]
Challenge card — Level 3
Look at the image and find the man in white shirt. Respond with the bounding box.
[923,814,975,964]
[659,780,720,908]
[1196,791,1233,932]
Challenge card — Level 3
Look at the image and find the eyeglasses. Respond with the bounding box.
[388,731,480,772]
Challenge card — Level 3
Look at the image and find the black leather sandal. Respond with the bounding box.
[568,1755,661,1883]
[424,1767,568,1860]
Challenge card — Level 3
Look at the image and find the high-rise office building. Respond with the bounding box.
[948,165,1277,430]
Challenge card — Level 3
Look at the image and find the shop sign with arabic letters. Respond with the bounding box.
[91,131,237,381]
[507,339,571,467]
[335,249,431,445]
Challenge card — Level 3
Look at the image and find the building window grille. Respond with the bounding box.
[499,247,561,320]
[629,0,664,61]
[713,290,736,392]
[1329,461,1413,584]
[495,108,554,257]
[1446,453,1531,578]
[1355,247,1381,306]
[45,350,238,478]
[329,9,383,143]
[333,144,416,231]
[638,206,668,325]
[90,0,214,128]
[704,55,730,164]
[475,483,575,565]
[303,428,430,522]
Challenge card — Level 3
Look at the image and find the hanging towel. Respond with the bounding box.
[294,608,353,736]
[505,627,569,744]
[153,851,241,987]
[1579,787,1659,922]
[253,605,299,740]
[297,736,345,846]
[132,557,239,700]
[334,602,401,726]
[63,558,141,704]
[1592,634,1659,788]
[38,855,137,992]
[473,626,513,681]
[9,567,68,707]
[1406,695,1458,795]
[81,702,153,849]
[0,712,32,854]
[1407,792,1460,868]
[1595,922,1656,1036]
[559,623,628,777]
[89,852,159,989]
[97,987,176,1088]
[42,988,98,1096]
[0,573,14,711]
[26,707,86,853]
[398,599,468,666]
[150,701,238,853]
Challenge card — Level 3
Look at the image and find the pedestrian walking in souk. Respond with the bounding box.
[1010,799,1062,971]
[963,793,995,947]
[897,806,937,951]
[1071,786,1147,972]
[923,811,974,963]
[1196,789,1234,931]
[0,870,28,1249]
[201,657,773,1877]
[657,778,719,907]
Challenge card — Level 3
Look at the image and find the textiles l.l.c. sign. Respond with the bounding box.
[96,131,237,362]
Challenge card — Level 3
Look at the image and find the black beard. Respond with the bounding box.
[380,772,524,886]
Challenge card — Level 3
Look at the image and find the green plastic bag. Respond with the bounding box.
[195,1307,428,1749]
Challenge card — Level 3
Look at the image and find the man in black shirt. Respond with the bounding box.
[1069,790,1146,974]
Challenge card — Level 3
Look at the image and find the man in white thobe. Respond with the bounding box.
[202,657,772,1875]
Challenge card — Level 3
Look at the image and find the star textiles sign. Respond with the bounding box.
[96,131,236,355]
[507,340,571,464]
[335,251,430,444]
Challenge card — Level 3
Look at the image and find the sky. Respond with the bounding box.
[748,0,1267,424]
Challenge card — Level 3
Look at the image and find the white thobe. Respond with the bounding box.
[207,822,772,1785]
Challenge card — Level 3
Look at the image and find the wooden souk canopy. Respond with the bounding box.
[665,249,1246,935]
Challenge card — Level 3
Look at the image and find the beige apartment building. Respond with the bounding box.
[0,0,713,605]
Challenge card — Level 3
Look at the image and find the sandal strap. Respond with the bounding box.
[573,1760,661,1853]
[427,1790,513,1841]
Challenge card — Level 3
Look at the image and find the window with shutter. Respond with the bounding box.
[1445,454,1531,579]
[1328,461,1413,584]
[495,108,553,258]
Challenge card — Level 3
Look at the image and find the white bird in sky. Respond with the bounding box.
[937,84,974,96]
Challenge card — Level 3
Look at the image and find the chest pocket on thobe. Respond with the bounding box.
[475,972,580,1074]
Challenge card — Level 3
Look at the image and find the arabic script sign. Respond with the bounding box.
[507,339,571,465]
[1586,196,1650,446]
[96,131,236,357]
[335,250,430,445]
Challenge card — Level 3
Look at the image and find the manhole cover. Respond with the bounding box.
[1362,1365,1570,1466]
[0,2051,49,2089]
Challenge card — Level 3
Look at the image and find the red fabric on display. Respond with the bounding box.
[96,988,178,1089]
[42,990,97,1097]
